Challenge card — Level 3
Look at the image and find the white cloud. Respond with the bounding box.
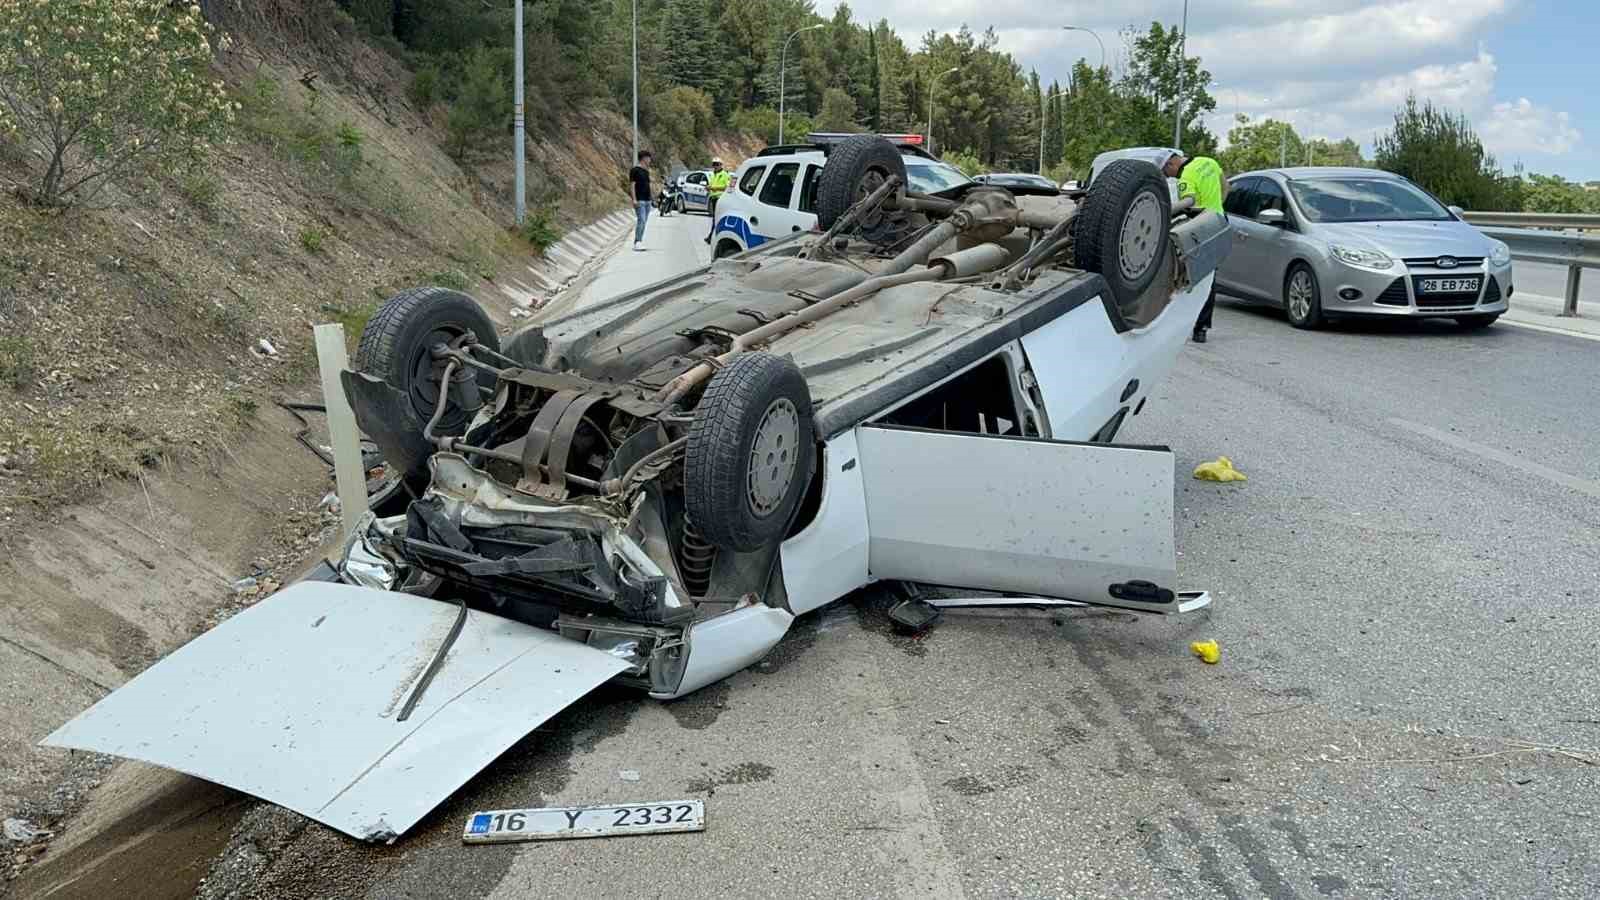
[1480,98,1582,156]
[840,0,1587,169]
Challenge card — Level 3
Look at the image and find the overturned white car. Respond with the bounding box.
[46,137,1232,842]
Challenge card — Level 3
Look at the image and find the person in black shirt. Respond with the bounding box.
[629,150,653,251]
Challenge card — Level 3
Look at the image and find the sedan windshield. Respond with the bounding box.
[1287,177,1452,223]
[905,158,973,193]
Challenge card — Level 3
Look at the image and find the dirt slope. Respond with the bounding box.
[0,5,755,893]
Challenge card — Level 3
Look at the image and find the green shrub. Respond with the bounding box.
[428,270,471,291]
[299,228,326,253]
[447,47,508,159]
[941,149,987,178]
[410,64,442,107]
[0,336,39,390]
[181,171,222,210]
[0,0,238,206]
[518,205,561,252]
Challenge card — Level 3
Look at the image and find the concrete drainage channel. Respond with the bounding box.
[494,208,632,316]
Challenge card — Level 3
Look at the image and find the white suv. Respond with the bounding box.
[710,134,972,259]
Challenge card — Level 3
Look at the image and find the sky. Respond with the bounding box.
[836,0,1599,182]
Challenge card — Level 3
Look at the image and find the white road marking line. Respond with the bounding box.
[1389,418,1600,500]
[1498,316,1600,343]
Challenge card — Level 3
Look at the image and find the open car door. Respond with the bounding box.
[856,424,1196,613]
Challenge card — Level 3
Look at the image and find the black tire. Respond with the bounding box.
[676,195,685,214]
[714,239,743,260]
[356,286,500,443]
[1074,159,1172,311]
[685,352,816,552]
[815,135,908,242]
[1283,263,1324,329]
[1455,314,1499,329]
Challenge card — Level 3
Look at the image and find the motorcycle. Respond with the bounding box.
[656,181,680,217]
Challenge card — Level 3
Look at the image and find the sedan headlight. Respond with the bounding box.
[1489,240,1512,266]
[1329,244,1395,271]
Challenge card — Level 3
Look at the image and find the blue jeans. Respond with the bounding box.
[634,201,650,243]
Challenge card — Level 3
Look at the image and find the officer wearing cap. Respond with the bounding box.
[1163,150,1227,342]
[703,157,730,245]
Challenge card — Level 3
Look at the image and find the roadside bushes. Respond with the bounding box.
[0,0,238,206]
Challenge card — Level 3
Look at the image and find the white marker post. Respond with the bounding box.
[312,324,369,536]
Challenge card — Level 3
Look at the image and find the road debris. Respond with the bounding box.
[1193,456,1247,482]
[3,818,48,843]
[1189,639,1221,664]
[462,799,705,844]
[254,338,280,358]
[619,770,641,782]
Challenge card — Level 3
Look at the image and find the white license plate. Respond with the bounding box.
[463,799,705,844]
[1417,277,1479,293]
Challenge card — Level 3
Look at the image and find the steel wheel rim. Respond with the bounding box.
[747,398,800,516]
[1118,191,1163,281]
[1288,271,1314,321]
[856,168,889,229]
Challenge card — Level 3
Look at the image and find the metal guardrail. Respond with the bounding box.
[1465,212,1600,317]
[1462,211,1600,231]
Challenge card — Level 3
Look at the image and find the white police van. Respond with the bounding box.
[709,133,972,259]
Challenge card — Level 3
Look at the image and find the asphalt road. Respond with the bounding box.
[207,213,1600,899]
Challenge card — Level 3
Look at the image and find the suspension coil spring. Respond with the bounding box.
[678,516,716,597]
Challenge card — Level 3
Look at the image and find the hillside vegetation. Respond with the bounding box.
[0,0,732,531]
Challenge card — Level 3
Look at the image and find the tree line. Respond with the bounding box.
[337,0,1587,213]
[336,0,1223,178]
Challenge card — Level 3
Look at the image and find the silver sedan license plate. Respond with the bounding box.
[1418,277,1479,293]
[463,800,705,844]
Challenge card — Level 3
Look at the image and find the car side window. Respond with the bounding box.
[759,162,800,208]
[737,166,766,196]
[687,173,706,185]
[797,164,821,213]
[1254,179,1287,216]
[1223,177,1259,217]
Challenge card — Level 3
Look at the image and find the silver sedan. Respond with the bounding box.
[1215,167,1513,329]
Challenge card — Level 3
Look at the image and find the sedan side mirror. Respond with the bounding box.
[1447,205,1466,218]
[1257,208,1287,227]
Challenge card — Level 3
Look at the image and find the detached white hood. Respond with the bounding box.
[44,582,628,841]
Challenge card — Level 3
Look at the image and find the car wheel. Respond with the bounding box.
[684,352,816,552]
[1454,314,1499,329]
[1073,159,1172,312]
[355,287,500,477]
[676,195,685,214]
[814,135,909,243]
[714,239,742,260]
[1283,264,1324,329]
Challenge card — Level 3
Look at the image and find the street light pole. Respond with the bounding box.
[928,66,958,154]
[630,0,638,167]
[778,24,825,146]
[513,0,525,225]
[1172,0,1188,148]
[1061,25,1107,145]
[1061,25,1105,72]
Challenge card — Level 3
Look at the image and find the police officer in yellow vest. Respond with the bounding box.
[1163,151,1227,342]
[703,157,731,245]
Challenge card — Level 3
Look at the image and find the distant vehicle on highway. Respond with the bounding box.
[710,133,971,259]
[973,172,1060,192]
[1216,167,1513,329]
